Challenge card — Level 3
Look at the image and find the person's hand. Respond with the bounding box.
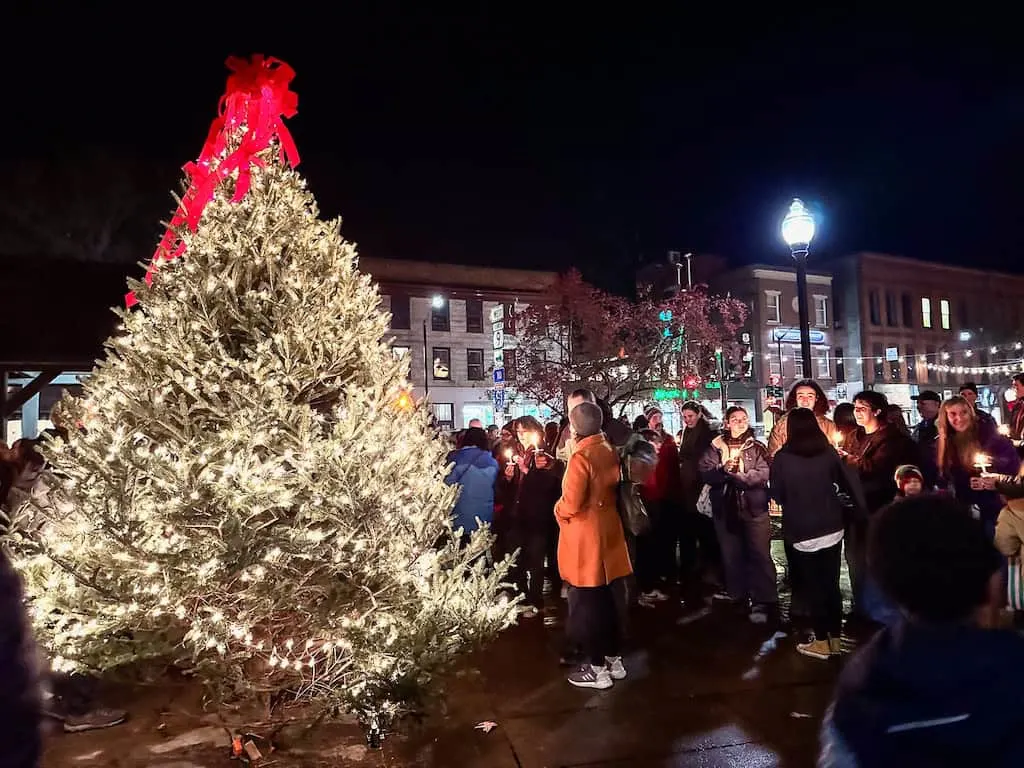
[504,463,516,480]
[725,458,740,473]
[969,476,986,491]
[977,473,999,491]
[835,447,849,458]
[534,452,551,470]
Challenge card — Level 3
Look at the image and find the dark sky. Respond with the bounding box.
[6,7,1024,292]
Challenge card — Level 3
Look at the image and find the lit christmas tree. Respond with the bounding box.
[8,55,514,739]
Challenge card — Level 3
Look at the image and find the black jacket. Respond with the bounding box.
[847,424,920,513]
[771,448,866,543]
[0,549,41,768]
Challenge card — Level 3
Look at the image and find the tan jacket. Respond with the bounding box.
[995,498,1024,559]
[767,412,838,457]
[555,434,632,587]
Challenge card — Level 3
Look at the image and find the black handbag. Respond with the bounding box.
[617,459,651,536]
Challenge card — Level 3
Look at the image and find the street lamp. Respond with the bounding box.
[424,295,446,396]
[781,198,816,379]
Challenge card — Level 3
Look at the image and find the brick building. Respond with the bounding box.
[364,257,559,429]
[828,252,1024,421]
[708,264,843,423]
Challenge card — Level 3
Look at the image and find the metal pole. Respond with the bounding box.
[793,248,813,379]
[422,319,430,397]
[684,252,693,289]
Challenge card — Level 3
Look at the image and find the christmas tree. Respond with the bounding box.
[8,55,515,736]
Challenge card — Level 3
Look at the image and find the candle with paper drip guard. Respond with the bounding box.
[973,453,991,473]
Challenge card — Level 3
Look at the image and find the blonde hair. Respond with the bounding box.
[936,395,978,472]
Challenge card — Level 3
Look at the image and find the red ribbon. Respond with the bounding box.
[126,55,300,307]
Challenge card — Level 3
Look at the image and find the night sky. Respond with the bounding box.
[5,7,1023,292]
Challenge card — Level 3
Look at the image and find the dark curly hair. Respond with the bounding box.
[784,379,829,417]
[869,494,1000,623]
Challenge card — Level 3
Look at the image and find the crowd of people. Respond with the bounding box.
[444,377,1024,765]
[5,375,1024,765]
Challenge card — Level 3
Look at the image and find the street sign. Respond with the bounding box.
[492,328,504,348]
[490,305,504,323]
[492,388,506,410]
[493,368,505,384]
[769,374,780,386]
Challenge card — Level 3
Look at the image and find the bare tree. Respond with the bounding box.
[0,147,172,263]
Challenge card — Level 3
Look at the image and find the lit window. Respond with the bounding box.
[939,299,950,330]
[816,349,831,379]
[921,297,932,329]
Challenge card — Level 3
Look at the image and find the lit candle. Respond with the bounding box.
[504,448,514,464]
[999,424,1010,437]
[974,453,991,473]
[833,432,843,449]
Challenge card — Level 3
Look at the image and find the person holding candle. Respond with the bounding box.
[844,391,920,620]
[497,416,564,618]
[937,395,1019,541]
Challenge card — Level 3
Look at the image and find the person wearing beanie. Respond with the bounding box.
[894,465,924,497]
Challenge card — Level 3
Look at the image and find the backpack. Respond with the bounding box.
[617,458,651,536]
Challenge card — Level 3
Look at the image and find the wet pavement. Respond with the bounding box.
[394,568,851,767]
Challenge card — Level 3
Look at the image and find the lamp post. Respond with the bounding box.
[781,198,816,379]
[423,294,445,396]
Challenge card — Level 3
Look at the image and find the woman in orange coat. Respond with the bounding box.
[555,401,632,690]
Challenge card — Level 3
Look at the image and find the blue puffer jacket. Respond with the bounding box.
[446,447,499,535]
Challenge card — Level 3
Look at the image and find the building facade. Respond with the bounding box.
[363,257,559,430]
[829,252,1024,421]
[710,265,844,423]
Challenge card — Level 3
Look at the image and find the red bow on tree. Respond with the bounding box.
[126,55,300,307]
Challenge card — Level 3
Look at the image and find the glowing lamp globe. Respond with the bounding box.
[781,198,815,250]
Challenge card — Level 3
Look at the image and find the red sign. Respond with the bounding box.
[769,374,781,386]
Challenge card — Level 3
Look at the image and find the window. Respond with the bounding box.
[503,348,517,381]
[467,348,484,380]
[885,291,898,327]
[792,345,803,377]
[389,293,411,330]
[939,299,951,330]
[873,343,885,381]
[901,293,914,328]
[432,347,451,380]
[430,402,455,430]
[906,345,917,383]
[835,347,845,383]
[921,297,932,329]
[813,296,828,327]
[391,346,410,360]
[431,300,450,332]
[765,291,781,323]
[466,299,484,333]
[869,291,881,325]
[816,349,831,379]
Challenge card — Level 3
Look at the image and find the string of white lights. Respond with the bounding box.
[762,337,1024,365]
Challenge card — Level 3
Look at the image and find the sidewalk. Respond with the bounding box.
[43,592,844,767]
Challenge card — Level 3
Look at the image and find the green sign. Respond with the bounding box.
[654,388,701,401]
[705,381,721,390]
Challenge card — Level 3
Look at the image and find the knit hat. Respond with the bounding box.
[644,406,662,419]
[894,464,924,492]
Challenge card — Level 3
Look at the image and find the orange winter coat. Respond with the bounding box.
[554,433,633,587]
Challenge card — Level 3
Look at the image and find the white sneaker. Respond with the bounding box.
[605,656,627,680]
[567,664,613,689]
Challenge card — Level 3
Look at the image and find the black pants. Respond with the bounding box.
[784,541,808,618]
[545,516,561,589]
[677,505,722,586]
[714,508,777,604]
[506,524,547,608]
[788,541,843,639]
[845,517,867,613]
[567,581,622,666]
[635,500,662,592]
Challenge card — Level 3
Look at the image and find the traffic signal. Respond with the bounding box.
[683,373,700,391]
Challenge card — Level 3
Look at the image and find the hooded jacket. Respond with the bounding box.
[445,446,499,535]
[821,622,1024,767]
